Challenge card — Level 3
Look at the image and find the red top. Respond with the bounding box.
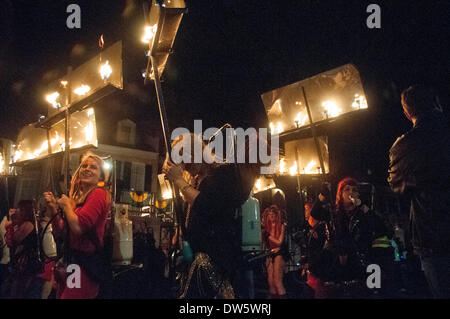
[58,188,110,299]
[70,188,109,253]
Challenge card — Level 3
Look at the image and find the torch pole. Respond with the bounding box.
[295,146,305,225]
[150,56,182,230]
[64,67,72,195]
[150,56,184,297]
[301,86,327,181]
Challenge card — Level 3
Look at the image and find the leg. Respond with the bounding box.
[266,258,276,296]
[41,280,54,299]
[273,255,286,296]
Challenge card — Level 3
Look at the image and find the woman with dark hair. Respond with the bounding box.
[4,200,45,298]
[261,205,287,299]
[331,177,372,284]
[332,177,395,297]
[44,152,111,299]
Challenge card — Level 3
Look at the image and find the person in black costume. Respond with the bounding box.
[163,133,259,298]
[388,85,450,298]
[330,178,375,289]
[303,197,336,298]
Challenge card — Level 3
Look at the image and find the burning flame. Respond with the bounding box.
[276,122,284,134]
[46,92,60,108]
[87,108,94,117]
[269,122,284,134]
[253,177,276,193]
[322,100,341,118]
[60,80,68,88]
[141,25,157,44]
[99,34,104,49]
[162,190,172,199]
[254,178,262,191]
[289,161,298,176]
[74,85,91,96]
[294,112,308,128]
[304,160,318,174]
[84,121,94,143]
[100,60,112,80]
[279,158,287,174]
[352,94,368,109]
[13,149,23,163]
[0,154,4,174]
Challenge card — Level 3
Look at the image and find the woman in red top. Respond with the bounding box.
[262,205,286,298]
[44,152,111,299]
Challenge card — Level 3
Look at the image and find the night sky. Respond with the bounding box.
[0,0,449,182]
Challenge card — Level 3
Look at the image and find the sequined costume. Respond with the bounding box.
[178,164,254,299]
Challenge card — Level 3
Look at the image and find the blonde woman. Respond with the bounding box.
[44,152,111,299]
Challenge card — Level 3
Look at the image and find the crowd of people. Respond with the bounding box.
[0,84,448,299]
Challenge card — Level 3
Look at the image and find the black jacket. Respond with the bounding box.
[186,164,254,276]
[388,111,450,256]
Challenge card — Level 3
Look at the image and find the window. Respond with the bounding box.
[130,162,145,191]
[116,119,136,145]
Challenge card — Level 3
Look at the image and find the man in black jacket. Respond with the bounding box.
[388,85,450,298]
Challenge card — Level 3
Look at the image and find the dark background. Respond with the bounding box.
[0,0,449,187]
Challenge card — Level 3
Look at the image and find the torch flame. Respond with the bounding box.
[269,122,284,134]
[162,190,172,199]
[304,160,318,174]
[352,94,368,109]
[0,154,4,174]
[74,85,91,96]
[279,158,287,174]
[46,92,60,108]
[294,112,308,127]
[84,121,94,143]
[141,25,157,44]
[276,122,284,134]
[289,161,298,176]
[269,122,275,134]
[100,60,112,80]
[13,149,23,162]
[322,100,341,118]
[255,178,262,191]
